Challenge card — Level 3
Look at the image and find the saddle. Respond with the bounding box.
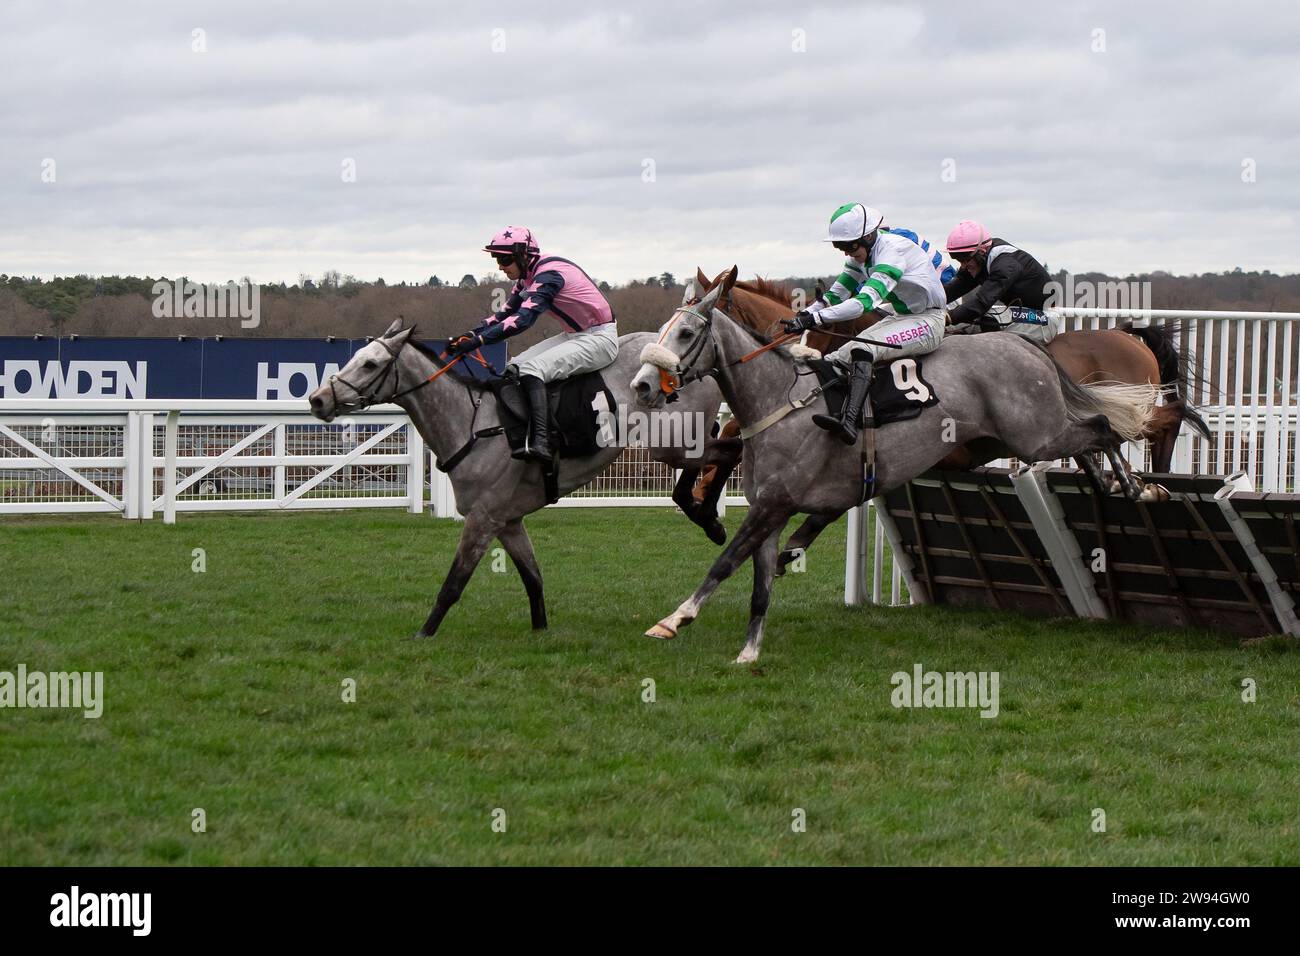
[490,370,618,461]
[807,356,940,429]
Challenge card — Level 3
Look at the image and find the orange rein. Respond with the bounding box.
[738,330,799,362]
[657,310,797,397]
[422,346,491,385]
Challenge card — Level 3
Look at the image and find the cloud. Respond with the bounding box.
[0,0,1296,286]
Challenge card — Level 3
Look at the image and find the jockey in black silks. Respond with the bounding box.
[942,219,1061,344]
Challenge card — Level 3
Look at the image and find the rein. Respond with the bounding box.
[328,334,504,473]
[651,299,902,442]
[738,331,800,362]
[800,327,902,350]
[656,300,804,394]
[330,337,493,412]
[393,346,493,401]
[649,301,820,439]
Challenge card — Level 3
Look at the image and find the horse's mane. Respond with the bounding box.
[725,277,798,351]
[405,326,495,387]
[734,276,796,309]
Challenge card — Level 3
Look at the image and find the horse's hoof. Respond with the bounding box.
[735,648,759,664]
[1108,479,1123,495]
[776,550,798,577]
[645,623,677,640]
[704,521,727,546]
[1139,483,1170,503]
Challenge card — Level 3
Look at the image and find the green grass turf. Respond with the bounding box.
[1,506,1298,865]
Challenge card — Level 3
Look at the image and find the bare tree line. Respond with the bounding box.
[3,270,1299,352]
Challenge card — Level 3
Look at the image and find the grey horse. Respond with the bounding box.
[309,319,722,638]
[630,284,1157,663]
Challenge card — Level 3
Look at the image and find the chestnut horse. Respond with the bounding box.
[683,267,1209,550]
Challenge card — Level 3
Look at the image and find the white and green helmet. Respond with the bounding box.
[825,202,884,245]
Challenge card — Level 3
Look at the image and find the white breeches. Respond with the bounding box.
[826,307,946,369]
[509,322,619,383]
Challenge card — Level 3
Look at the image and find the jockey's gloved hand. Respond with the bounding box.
[978,315,1002,333]
[782,311,821,334]
[448,333,482,357]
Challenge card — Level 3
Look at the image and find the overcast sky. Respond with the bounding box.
[1,1,1296,286]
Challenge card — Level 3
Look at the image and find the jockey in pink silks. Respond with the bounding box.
[448,226,618,464]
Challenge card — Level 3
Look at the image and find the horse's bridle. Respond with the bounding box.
[657,301,721,394]
[327,336,407,414]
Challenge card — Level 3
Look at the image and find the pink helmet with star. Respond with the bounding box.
[945,220,991,254]
[484,226,539,257]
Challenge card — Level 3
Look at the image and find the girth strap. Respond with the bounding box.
[859,413,877,505]
[436,426,505,473]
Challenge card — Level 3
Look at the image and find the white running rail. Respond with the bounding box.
[0,399,423,523]
[0,399,745,522]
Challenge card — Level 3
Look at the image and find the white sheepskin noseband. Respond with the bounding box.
[639,342,680,371]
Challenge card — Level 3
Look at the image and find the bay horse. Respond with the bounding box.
[631,283,1157,662]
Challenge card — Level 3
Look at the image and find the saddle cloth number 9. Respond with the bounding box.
[890,358,931,403]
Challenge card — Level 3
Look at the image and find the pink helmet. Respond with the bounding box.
[945,220,991,254]
[484,226,539,257]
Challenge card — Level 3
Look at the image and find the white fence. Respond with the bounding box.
[4,310,1296,533]
[0,399,745,522]
[848,308,1300,606]
[0,400,423,523]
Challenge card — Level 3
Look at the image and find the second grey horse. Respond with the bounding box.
[630,284,1157,663]
[309,319,722,639]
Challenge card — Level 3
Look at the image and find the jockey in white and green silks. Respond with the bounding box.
[783,202,948,444]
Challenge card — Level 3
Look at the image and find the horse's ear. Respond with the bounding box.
[695,267,713,292]
[382,318,404,338]
[718,265,739,312]
[681,281,696,305]
[697,284,722,311]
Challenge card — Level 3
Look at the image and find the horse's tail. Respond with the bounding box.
[1120,321,1212,440]
[1120,322,1179,390]
[1040,343,1159,443]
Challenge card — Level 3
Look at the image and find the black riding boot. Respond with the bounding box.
[515,374,553,465]
[812,359,874,445]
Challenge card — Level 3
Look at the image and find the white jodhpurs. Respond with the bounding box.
[991,306,1060,345]
[508,321,619,383]
[826,307,946,370]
